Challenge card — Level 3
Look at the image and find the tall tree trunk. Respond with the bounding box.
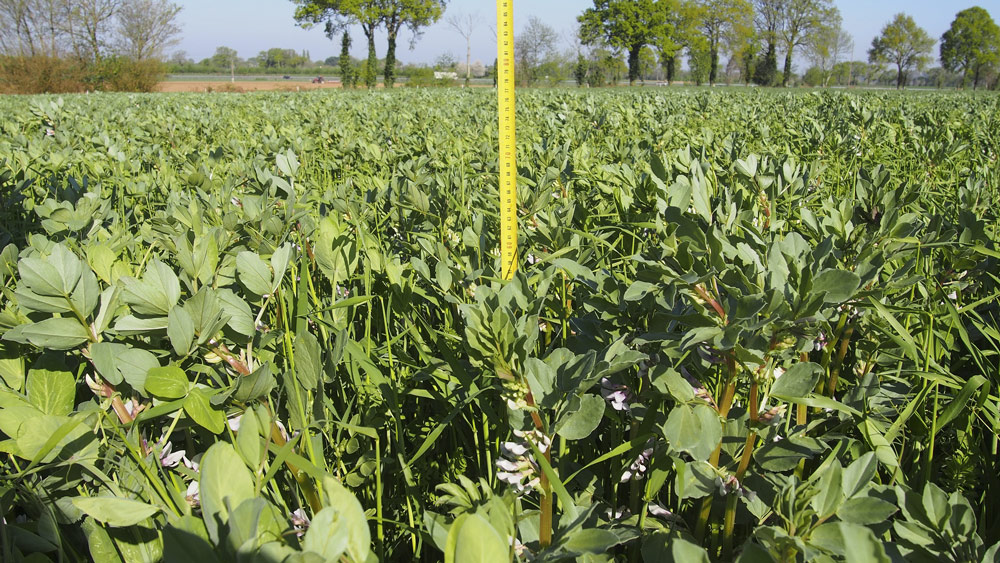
[782,48,793,86]
[364,26,376,90]
[666,56,676,85]
[627,44,641,86]
[465,38,471,86]
[709,41,719,85]
[385,30,397,89]
[896,64,904,89]
[973,65,980,90]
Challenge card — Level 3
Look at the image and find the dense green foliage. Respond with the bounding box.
[0,88,999,562]
[941,7,1000,90]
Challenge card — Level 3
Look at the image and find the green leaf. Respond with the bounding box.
[921,481,951,530]
[624,280,656,301]
[145,366,188,399]
[167,306,195,356]
[236,409,261,469]
[564,528,623,555]
[837,496,898,525]
[26,363,75,416]
[661,403,721,461]
[302,507,349,561]
[320,477,370,563]
[16,317,90,350]
[444,513,508,563]
[651,366,694,402]
[184,388,225,434]
[555,394,605,440]
[294,331,322,390]
[121,259,180,316]
[19,243,83,297]
[770,362,823,399]
[811,462,843,519]
[82,517,120,563]
[754,435,828,472]
[233,363,275,403]
[642,532,710,562]
[236,251,272,297]
[810,522,889,562]
[117,347,159,391]
[113,315,169,335]
[89,342,125,385]
[216,289,255,337]
[812,269,861,303]
[72,497,160,528]
[270,243,293,290]
[674,460,717,500]
[199,442,254,543]
[841,452,877,498]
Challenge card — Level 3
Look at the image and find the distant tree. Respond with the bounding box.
[751,0,781,85]
[687,39,711,85]
[447,12,478,86]
[293,0,443,89]
[940,6,1000,89]
[515,16,560,86]
[578,0,670,86]
[434,51,457,70]
[806,12,852,86]
[211,46,239,81]
[293,0,382,89]
[380,0,446,89]
[777,0,838,87]
[869,13,935,89]
[114,0,182,61]
[638,46,657,82]
[693,0,752,85]
[654,1,698,85]
[338,31,354,87]
[575,53,588,85]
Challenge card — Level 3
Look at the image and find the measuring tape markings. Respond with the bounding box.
[497,0,518,281]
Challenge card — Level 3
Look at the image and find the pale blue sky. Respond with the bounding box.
[174,0,1000,67]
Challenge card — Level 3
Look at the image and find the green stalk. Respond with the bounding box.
[723,380,759,558]
[695,356,738,542]
[826,324,854,397]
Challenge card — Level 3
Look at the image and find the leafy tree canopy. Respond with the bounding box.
[940,6,1000,89]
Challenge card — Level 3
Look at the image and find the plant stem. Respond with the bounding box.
[695,355,738,542]
[723,380,759,558]
[827,324,854,397]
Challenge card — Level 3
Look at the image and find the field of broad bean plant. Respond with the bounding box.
[0,87,999,562]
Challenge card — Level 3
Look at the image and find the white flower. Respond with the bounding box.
[227,414,243,432]
[159,441,186,468]
[605,506,631,520]
[772,367,785,380]
[620,443,654,483]
[185,481,200,506]
[601,377,631,412]
[291,508,310,537]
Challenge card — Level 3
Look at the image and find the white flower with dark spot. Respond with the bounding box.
[600,377,631,412]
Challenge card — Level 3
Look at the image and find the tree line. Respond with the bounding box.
[290,1,997,91]
[574,0,999,90]
[0,0,183,93]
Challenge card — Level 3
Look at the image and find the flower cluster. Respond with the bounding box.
[496,429,550,495]
[620,441,654,483]
[758,404,786,426]
[716,473,757,501]
[501,378,532,410]
[600,377,632,412]
[290,508,311,537]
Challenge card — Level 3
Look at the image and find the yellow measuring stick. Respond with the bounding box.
[497,0,517,280]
